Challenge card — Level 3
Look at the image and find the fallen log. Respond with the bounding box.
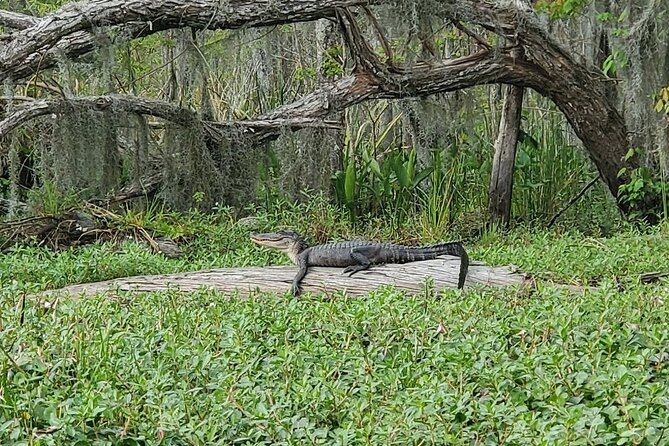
[45,257,531,301]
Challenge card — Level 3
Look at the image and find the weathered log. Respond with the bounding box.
[44,258,527,300]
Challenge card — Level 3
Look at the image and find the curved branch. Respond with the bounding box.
[263,49,524,121]
[0,0,365,82]
[0,95,197,142]
[0,95,343,150]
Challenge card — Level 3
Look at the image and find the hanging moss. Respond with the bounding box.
[46,102,121,198]
[270,128,343,201]
[616,0,669,174]
[159,118,224,211]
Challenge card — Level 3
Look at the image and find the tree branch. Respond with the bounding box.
[0,0,366,82]
[263,49,525,121]
[450,19,492,49]
[0,95,343,151]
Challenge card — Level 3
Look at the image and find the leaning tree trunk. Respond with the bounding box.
[489,84,524,227]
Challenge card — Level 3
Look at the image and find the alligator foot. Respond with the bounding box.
[343,265,368,276]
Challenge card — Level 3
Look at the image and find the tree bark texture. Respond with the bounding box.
[489,85,525,227]
[44,258,525,301]
[0,0,658,217]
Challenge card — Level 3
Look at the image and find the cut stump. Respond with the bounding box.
[44,256,531,300]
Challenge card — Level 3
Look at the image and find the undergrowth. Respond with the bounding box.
[1,201,669,445]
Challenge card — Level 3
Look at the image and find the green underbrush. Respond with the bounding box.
[2,204,669,445]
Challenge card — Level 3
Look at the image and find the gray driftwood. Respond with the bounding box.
[44,257,528,301]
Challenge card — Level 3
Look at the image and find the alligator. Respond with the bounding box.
[251,230,469,296]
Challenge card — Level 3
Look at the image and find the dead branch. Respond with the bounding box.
[450,20,492,49]
[0,0,366,82]
[43,258,529,301]
[547,176,601,227]
[0,198,181,253]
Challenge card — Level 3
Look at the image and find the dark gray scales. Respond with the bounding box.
[298,240,469,293]
[250,230,469,296]
[304,241,466,267]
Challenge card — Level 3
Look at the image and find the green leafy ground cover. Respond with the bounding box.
[2,206,669,445]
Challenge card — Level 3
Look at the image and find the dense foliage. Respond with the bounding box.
[2,203,669,445]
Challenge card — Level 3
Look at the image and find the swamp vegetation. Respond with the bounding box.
[3,203,669,444]
[1,0,669,444]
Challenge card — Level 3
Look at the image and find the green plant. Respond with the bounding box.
[617,148,668,223]
[534,0,592,19]
[418,146,461,238]
[602,49,628,77]
[26,181,82,216]
[321,45,344,78]
[3,209,669,444]
[654,86,669,114]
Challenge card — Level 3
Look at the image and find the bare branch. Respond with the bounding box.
[450,20,492,49]
[0,0,366,82]
[361,6,395,66]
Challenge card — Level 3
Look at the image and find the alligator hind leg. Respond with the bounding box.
[343,248,372,276]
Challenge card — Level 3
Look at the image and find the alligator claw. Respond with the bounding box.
[291,284,302,297]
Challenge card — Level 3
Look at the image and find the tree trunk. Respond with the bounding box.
[489,85,524,227]
[43,258,525,301]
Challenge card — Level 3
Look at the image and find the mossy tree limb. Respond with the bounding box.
[0,0,365,83]
[0,95,342,152]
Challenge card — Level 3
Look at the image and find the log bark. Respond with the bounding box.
[489,85,525,227]
[44,258,526,300]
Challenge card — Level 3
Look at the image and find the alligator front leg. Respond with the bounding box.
[291,254,309,296]
[343,248,372,276]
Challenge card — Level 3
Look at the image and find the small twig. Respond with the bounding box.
[336,8,388,77]
[18,293,26,325]
[361,6,395,66]
[0,343,25,375]
[547,175,601,227]
[451,20,492,50]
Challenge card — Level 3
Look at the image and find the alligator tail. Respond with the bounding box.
[410,242,469,289]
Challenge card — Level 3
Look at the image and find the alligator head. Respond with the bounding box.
[250,230,309,264]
